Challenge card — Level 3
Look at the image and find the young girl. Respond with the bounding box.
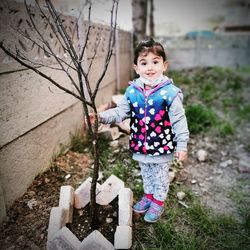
[91,39,189,223]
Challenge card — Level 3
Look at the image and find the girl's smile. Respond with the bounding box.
[134,52,168,83]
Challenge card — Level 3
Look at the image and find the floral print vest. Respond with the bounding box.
[126,80,180,156]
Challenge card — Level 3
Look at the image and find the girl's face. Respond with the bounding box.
[134,52,168,82]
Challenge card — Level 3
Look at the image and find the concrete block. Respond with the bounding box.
[80,230,114,250]
[0,66,78,148]
[118,188,133,226]
[0,101,84,209]
[96,175,124,205]
[98,124,121,141]
[74,177,101,209]
[116,119,130,134]
[47,226,82,250]
[118,204,132,226]
[59,185,74,223]
[47,207,67,241]
[118,188,133,207]
[114,226,132,249]
[169,170,176,183]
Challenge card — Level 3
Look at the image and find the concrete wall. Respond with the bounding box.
[158,35,250,70]
[0,0,132,221]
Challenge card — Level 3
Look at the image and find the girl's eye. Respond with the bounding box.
[153,61,159,64]
[141,62,147,66]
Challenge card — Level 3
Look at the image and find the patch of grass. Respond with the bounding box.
[69,130,87,153]
[185,103,217,134]
[133,184,250,250]
[168,70,191,85]
[200,80,218,104]
[238,104,250,120]
[238,66,250,74]
[226,76,242,91]
[216,121,234,137]
[134,224,194,249]
[228,179,250,219]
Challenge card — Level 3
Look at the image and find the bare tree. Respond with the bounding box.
[0,0,118,229]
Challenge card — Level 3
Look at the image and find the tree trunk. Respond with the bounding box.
[90,110,100,229]
[132,0,148,48]
[149,0,155,37]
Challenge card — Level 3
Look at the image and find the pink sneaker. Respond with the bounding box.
[133,196,152,213]
[144,202,164,222]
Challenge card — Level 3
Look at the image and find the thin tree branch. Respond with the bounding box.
[92,0,118,99]
[86,34,102,77]
[45,0,79,62]
[23,0,82,96]
[0,41,93,108]
[71,1,90,48]
[15,47,64,71]
[12,25,76,72]
[79,2,92,62]
[34,0,70,55]
[43,0,92,100]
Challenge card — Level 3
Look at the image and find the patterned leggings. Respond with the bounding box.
[139,162,170,201]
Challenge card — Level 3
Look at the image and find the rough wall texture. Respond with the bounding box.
[0,0,132,220]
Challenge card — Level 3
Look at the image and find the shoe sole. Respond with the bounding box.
[144,217,158,223]
[133,208,148,213]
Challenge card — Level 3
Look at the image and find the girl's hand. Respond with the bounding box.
[175,151,187,162]
[86,113,97,125]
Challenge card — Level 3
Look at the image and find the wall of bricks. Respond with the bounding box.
[0,0,132,221]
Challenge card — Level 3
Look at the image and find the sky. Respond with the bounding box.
[153,0,229,35]
[88,0,232,35]
[38,0,237,36]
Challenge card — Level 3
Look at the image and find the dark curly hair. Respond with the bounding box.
[134,38,167,65]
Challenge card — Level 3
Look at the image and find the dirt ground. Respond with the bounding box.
[180,131,250,222]
[0,129,249,249]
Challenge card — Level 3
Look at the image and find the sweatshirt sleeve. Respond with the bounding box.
[99,95,130,124]
[169,92,189,152]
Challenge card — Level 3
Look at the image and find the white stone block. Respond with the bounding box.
[119,204,132,226]
[47,207,67,241]
[47,226,82,250]
[169,170,176,183]
[116,119,130,134]
[74,177,101,209]
[59,185,74,223]
[114,226,132,249]
[118,188,133,207]
[96,175,124,205]
[80,230,114,250]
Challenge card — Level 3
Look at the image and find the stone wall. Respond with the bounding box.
[0,0,132,222]
[157,35,250,70]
